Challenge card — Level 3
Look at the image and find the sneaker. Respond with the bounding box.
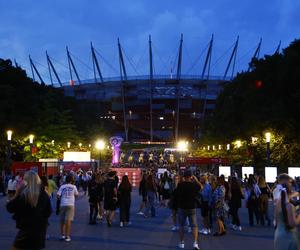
[208,228,211,234]
[178,242,185,249]
[232,225,237,231]
[120,222,124,227]
[237,226,242,231]
[193,242,200,250]
[171,226,178,231]
[60,235,66,240]
[199,228,208,235]
[65,236,71,242]
[137,211,144,215]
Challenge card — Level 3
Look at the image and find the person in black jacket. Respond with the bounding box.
[118,175,132,227]
[6,170,52,250]
[88,173,102,225]
[229,177,244,231]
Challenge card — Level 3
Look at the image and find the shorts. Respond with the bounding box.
[201,201,209,217]
[178,208,197,228]
[60,206,75,222]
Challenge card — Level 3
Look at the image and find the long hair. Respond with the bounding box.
[120,175,131,191]
[258,176,267,188]
[22,171,41,207]
[281,184,291,230]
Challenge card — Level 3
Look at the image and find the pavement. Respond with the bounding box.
[0,190,275,250]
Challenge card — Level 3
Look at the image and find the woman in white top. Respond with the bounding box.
[274,181,300,250]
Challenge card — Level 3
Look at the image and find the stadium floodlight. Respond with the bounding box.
[177,140,189,152]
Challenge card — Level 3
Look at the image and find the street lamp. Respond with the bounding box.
[7,130,12,161]
[29,134,34,157]
[67,142,71,149]
[95,139,105,168]
[265,132,271,166]
[177,140,188,166]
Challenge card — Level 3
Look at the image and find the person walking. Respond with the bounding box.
[88,173,101,225]
[212,176,226,236]
[104,171,118,227]
[169,174,181,231]
[144,173,157,218]
[245,175,261,226]
[175,170,202,250]
[6,170,52,250]
[137,172,147,215]
[274,180,300,250]
[118,175,132,227]
[229,177,244,231]
[57,174,78,242]
[160,171,172,207]
[199,174,212,235]
[258,176,271,226]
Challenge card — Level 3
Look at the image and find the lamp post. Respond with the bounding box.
[177,140,188,172]
[129,110,132,142]
[29,134,34,158]
[251,137,258,167]
[265,132,271,167]
[67,142,71,149]
[95,139,105,168]
[7,130,12,161]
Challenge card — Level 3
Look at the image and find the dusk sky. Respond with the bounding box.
[1,0,299,84]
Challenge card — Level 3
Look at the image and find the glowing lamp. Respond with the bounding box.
[265,132,271,143]
[7,130,12,141]
[29,134,34,144]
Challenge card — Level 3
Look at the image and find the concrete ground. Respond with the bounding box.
[0,190,275,250]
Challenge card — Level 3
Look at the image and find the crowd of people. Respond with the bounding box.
[2,167,300,250]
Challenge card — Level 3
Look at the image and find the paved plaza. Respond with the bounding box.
[0,190,274,250]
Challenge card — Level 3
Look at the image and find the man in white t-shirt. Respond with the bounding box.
[57,174,78,242]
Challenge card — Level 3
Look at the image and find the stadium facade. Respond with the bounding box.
[28,35,275,142]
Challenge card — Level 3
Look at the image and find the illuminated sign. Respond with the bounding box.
[219,166,231,180]
[265,167,277,183]
[288,168,300,178]
[63,152,91,162]
[242,166,254,177]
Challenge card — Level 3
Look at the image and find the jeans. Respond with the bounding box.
[145,191,156,217]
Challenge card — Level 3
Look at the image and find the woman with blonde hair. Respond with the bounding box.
[7,170,52,250]
[274,180,300,249]
[258,175,271,226]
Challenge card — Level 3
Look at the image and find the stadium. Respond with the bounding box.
[27,35,280,142]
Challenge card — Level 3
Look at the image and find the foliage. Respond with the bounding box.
[202,39,300,167]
